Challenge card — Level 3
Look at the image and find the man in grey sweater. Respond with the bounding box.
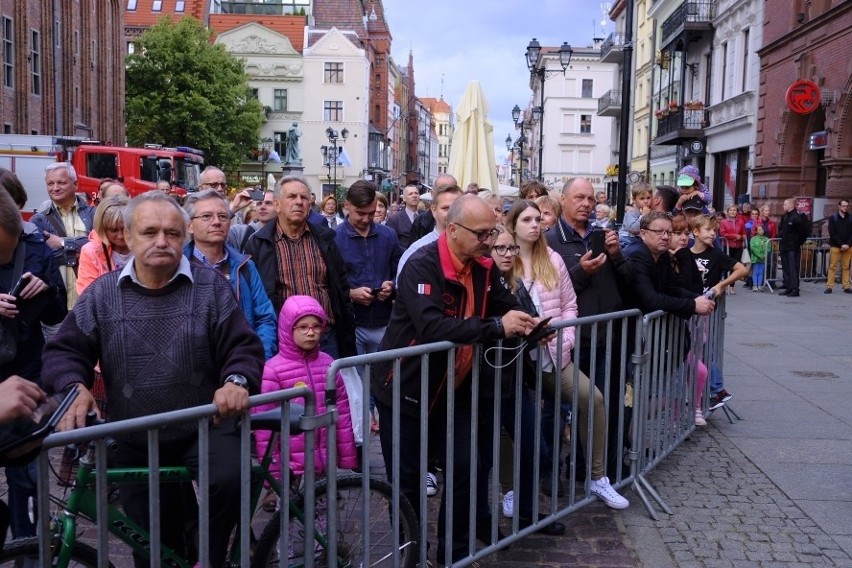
[43,192,264,568]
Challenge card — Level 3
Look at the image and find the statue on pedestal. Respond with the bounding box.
[285,122,301,164]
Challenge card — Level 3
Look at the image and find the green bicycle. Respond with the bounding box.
[0,407,419,568]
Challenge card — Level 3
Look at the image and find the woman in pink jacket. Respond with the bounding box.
[505,200,628,509]
[76,196,131,295]
[254,295,357,508]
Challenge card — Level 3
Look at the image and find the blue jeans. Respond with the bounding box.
[752,262,765,287]
[5,461,37,538]
[710,362,724,395]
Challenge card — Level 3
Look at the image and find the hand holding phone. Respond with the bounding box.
[9,275,31,298]
[248,188,265,201]
[524,316,555,345]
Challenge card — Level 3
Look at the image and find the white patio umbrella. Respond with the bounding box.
[448,81,499,191]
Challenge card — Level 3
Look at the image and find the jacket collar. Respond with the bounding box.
[436,232,494,283]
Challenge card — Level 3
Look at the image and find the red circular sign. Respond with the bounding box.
[786,80,822,114]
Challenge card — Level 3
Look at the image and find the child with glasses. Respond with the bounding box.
[253,295,357,510]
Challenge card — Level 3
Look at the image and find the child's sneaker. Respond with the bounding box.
[695,409,707,426]
[502,490,514,518]
[426,472,438,497]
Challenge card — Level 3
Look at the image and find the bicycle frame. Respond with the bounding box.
[53,431,286,568]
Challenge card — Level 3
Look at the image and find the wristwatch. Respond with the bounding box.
[224,374,249,390]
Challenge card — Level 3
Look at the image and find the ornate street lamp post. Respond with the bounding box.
[525,39,573,181]
[321,127,349,193]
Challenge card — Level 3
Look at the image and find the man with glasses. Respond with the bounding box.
[373,194,535,566]
[198,166,253,222]
[183,189,277,360]
[623,211,715,317]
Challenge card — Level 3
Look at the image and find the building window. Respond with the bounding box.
[127,42,135,55]
[176,0,185,11]
[31,30,40,96]
[324,62,343,83]
[719,42,728,101]
[741,29,749,92]
[580,114,591,134]
[127,0,137,9]
[153,0,163,11]
[273,131,286,157]
[273,89,288,112]
[581,79,593,98]
[324,101,343,122]
[3,17,12,89]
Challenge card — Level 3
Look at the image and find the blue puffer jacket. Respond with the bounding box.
[183,242,277,359]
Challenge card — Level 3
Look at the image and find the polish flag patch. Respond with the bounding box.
[417,283,431,294]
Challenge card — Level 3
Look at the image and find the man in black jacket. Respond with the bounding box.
[778,198,810,297]
[373,195,534,565]
[244,176,356,358]
[825,199,852,294]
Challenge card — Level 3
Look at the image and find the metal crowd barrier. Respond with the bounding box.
[326,310,649,567]
[759,236,830,291]
[631,295,731,519]
[29,386,319,568]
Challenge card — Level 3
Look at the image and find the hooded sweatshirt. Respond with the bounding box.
[253,295,357,477]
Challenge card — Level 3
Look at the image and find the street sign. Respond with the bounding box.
[785,80,821,114]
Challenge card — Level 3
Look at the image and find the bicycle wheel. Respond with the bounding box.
[252,473,419,568]
[0,537,114,567]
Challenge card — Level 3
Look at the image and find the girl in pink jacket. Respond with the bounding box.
[254,295,357,499]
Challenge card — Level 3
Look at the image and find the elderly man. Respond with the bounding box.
[198,166,252,221]
[31,163,95,309]
[373,195,535,566]
[385,184,421,249]
[245,176,355,358]
[183,189,277,359]
[43,192,264,568]
[546,177,633,485]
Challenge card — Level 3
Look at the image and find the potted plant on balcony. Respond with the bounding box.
[668,100,679,111]
[656,109,669,119]
[685,100,705,111]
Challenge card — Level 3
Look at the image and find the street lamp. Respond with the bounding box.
[525,38,573,181]
[510,105,528,187]
[322,127,349,193]
[259,137,273,189]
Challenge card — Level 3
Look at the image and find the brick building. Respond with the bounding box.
[0,0,124,142]
[753,0,852,218]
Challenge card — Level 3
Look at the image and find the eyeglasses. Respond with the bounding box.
[454,223,500,242]
[191,213,230,224]
[202,182,228,189]
[493,244,520,256]
[643,228,673,236]
[294,323,324,335]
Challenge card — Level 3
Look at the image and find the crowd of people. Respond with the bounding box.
[2,158,848,565]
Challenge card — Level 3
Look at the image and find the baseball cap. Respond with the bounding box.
[676,164,702,188]
[682,196,705,211]
[677,174,696,187]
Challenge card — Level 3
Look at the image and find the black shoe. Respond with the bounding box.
[825,288,833,294]
[518,514,566,536]
[845,289,852,294]
[778,289,790,296]
[475,520,507,544]
[787,290,800,297]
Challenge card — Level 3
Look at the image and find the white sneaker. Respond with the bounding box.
[590,476,629,510]
[695,409,707,427]
[502,490,514,518]
[425,472,438,497]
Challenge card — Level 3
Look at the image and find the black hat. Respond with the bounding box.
[682,196,705,211]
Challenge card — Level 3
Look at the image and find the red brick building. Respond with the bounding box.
[0,0,124,142]
[753,0,852,217]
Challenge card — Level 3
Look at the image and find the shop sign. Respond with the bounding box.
[785,80,821,114]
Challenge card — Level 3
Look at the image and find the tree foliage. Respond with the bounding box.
[125,17,263,173]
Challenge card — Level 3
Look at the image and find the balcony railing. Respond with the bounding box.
[655,108,708,139]
[661,0,716,44]
[597,89,623,116]
[217,1,309,15]
[600,32,624,62]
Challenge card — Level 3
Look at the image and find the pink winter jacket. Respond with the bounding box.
[253,295,357,477]
[524,248,578,368]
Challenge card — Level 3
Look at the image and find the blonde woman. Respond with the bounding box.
[77,197,131,295]
[505,200,629,509]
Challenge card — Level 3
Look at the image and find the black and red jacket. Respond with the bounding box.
[372,234,518,418]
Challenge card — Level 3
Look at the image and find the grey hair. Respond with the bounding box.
[273,176,311,199]
[45,162,77,182]
[124,191,189,234]
[183,188,230,219]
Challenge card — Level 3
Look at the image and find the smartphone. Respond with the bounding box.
[590,229,606,257]
[248,188,265,201]
[524,316,554,344]
[369,288,382,296]
[9,274,31,297]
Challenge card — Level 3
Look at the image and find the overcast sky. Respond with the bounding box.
[382,0,613,163]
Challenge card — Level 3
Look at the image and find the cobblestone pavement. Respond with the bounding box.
[622,416,852,568]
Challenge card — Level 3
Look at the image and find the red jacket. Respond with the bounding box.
[719,217,745,249]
